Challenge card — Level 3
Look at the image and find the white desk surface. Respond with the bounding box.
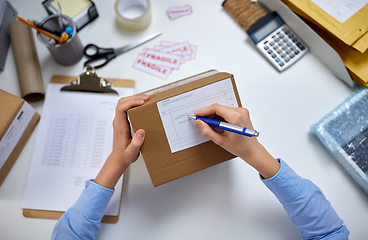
[1,0,367,239]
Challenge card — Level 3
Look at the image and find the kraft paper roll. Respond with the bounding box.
[115,0,152,32]
[9,20,45,102]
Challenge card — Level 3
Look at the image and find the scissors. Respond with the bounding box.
[84,32,162,69]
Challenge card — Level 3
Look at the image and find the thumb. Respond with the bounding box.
[195,120,222,145]
[125,129,145,161]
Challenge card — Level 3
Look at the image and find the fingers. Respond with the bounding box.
[195,103,252,127]
[116,94,150,115]
[194,104,233,121]
[114,94,150,132]
[195,120,223,145]
[125,129,146,163]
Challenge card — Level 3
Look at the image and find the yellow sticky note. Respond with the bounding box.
[51,0,91,18]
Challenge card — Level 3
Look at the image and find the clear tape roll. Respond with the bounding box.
[115,0,152,32]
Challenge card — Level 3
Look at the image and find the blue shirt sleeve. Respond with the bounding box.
[262,159,349,239]
[51,180,114,240]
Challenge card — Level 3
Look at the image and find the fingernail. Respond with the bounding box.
[195,121,202,129]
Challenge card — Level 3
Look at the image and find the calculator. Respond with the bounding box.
[246,12,308,72]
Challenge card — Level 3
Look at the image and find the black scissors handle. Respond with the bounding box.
[83,44,117,69]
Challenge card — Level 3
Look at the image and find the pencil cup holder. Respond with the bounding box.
[37,14,84,66]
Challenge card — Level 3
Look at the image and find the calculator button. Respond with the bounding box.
[273,46,278,50]
[292,37,298,42]
[288,34,294,38]
[270,41,275,46]
[277,49,282,54]
[291,46,296,50]
[290,53,295,58]
[287,42,292,46]
[285,58,290,62]
[274,38,280,42]
[264,40,268,44]
[275,58,281,63]
[286,49,291,54]
[264,46,269,50]
[279,62,285,67]
[279,34,284,38]
[272,35,276,39]
[271,54,276,58]
[283,29,290,34]
[267,50,273,54]
[282,46,287,50]
[281,54,286,58]
[296,42,306,50]
[294,50,300,55]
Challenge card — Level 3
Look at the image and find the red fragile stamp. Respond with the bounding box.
[167,5,192,20]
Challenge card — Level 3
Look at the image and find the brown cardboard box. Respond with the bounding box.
[128,70,241,187]
[0,90,40,186]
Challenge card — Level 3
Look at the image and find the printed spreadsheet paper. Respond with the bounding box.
[21,83,133,215]
[156,78,238,153]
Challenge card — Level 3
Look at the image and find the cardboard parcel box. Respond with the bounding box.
[128,70,241,187]
[0,90,40,186]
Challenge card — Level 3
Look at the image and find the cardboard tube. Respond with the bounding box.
[115,0,152,32]
[9,20,44,102]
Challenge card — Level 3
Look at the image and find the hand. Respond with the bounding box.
[112,94,150,165]
[194,104,280,179]
[94,94,150,189]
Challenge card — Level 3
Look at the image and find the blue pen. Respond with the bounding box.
[189,114,259,137]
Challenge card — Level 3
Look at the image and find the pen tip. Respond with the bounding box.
[188,114,196,120]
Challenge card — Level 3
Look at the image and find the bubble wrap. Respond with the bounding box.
[310,87,368,195]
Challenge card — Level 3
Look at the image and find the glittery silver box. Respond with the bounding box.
[311,87,368,195]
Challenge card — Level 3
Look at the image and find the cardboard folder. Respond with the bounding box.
[128,70,241,187]
[22,74,134,223]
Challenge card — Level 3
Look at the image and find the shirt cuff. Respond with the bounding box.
[73,180,115,221]
[261,159,306,203]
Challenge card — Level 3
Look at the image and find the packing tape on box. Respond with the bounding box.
[114,0,152,32]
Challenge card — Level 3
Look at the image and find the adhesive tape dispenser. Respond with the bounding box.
[115,0,152,32]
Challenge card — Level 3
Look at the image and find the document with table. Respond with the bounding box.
[21,75,134,222]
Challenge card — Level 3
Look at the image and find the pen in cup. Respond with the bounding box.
[189,114,259,137]
[14,15,61,43]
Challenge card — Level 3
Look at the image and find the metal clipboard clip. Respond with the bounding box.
[61,65,118,95]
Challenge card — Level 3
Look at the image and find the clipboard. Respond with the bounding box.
[22,66,134,223]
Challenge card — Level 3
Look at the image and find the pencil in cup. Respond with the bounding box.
[14,15,61,43]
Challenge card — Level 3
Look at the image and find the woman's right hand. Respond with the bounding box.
[194,104,280,179]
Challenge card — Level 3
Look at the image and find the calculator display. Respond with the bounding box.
[253,19,280,42]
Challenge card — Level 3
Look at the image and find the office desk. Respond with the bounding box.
[1,0,367,239]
